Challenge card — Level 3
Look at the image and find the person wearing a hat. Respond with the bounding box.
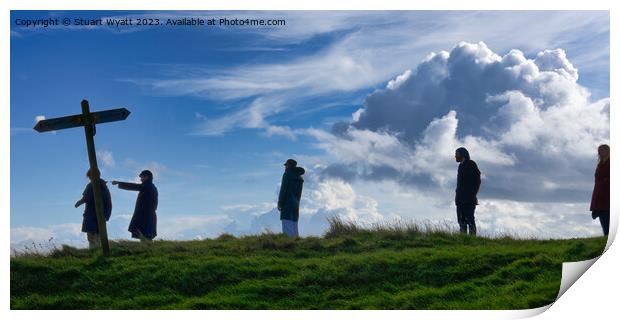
[454,147,481,235]
[277,159,305,237]
[112,170,158,241]
[74,168,113,249]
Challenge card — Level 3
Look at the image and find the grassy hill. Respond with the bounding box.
[11,219,607,310]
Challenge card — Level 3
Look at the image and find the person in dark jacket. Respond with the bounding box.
[112,170,158,241]
[590,144,610,236]
[454,147,481,235]
[75,169,112,249]
[277,159,305,237]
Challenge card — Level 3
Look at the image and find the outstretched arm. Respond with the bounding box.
[74,197,86,208]
[112,181,142,191]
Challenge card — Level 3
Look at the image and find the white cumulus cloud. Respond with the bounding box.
[97,149,116,168]
[315,42,608,205]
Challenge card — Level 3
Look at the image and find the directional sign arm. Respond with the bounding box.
[33,114,83,132]
[33,108,130,133]
[91,108,131,125]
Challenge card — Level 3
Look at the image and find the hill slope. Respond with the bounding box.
[11,228,606,309]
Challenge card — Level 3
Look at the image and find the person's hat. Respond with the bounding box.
[284,159,297,166]
[139,170,153,179]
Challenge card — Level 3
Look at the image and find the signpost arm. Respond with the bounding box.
[81,100,111,256]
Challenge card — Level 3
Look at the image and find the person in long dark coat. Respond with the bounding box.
[112,170,158,241]
[74,169,112,249]
[277,159,305,237]
[454,147,481,235]
[590,144,610,236]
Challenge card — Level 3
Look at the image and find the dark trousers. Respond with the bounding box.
[457,204,477,235]
[593,210,610,236]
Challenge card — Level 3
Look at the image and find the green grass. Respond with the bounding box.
[11,218,607,310]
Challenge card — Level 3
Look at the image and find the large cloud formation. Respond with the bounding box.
[315,41,609,203]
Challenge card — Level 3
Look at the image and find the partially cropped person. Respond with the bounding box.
[590,144,610,236]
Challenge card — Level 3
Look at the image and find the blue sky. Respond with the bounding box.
[10,11,610,247]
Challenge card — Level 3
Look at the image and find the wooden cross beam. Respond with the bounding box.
[34,99,131,256]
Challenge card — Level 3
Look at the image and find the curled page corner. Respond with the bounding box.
[556,257,600,300]
[555,216,616,302]
[515,258,600,320]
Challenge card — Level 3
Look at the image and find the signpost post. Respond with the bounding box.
[34,99,130,256]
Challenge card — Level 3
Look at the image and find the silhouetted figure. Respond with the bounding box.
[75,169,112,249]
[455,147,481,235]
[278,159,305,237]
[590,144,610,236]
[112,170,158,241]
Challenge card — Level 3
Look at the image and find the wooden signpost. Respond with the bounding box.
[34,100,130,256]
